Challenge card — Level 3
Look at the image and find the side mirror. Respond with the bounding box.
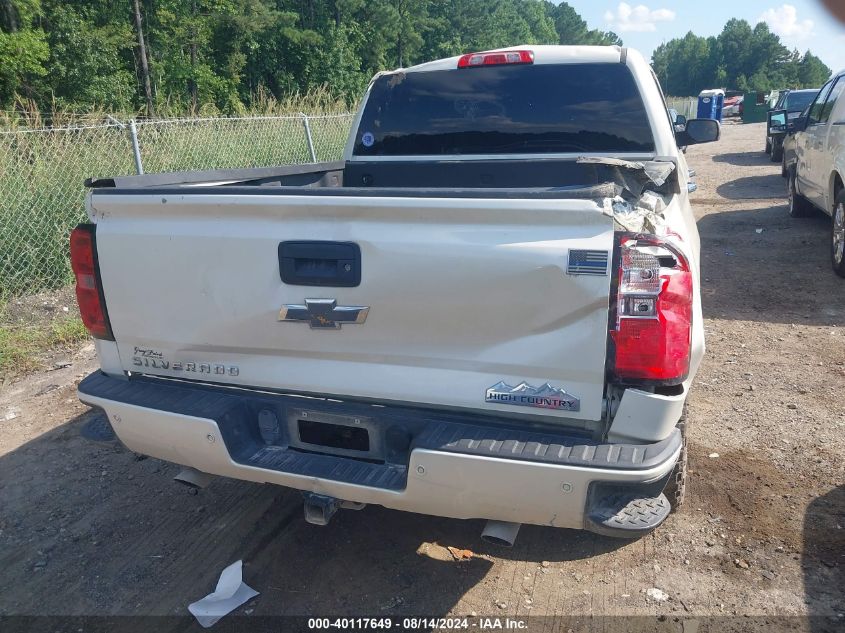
[676,118,720,146]
[767,109,787,135]
[673,114,687,133]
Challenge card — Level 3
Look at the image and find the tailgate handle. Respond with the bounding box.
[278,241,361,287]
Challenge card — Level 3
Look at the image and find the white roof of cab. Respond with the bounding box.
[402,45,624,73]
[699,89,725,97]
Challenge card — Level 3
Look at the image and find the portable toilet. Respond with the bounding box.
[697,89,725,121]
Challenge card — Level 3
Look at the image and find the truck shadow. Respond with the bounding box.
[802,485,844,631]
[716,174,786,200]
[687,446,843,630]
[0,409,626,620]
[696,203,843,325]
[711,151,774,167]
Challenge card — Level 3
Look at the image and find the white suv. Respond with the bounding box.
[777,70,845,277]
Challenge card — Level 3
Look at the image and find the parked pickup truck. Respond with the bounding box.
[75,45,719,543]
[774,68,845,278]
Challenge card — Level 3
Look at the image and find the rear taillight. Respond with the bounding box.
[457,49,534,68]
[609,234,692,384]
[70,224,113,340]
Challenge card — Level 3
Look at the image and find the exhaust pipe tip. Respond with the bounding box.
[173,467,214,489]
[481,520,521,547]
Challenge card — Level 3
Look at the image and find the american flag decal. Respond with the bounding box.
[567,249,609,276]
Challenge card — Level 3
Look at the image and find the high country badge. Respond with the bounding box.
[485,381,580,411]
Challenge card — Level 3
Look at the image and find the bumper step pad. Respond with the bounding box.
[247,446,406,491]
[586,492,671,538]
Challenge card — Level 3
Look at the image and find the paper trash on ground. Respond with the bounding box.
[188,560,259,628]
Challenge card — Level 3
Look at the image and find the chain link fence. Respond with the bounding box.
[0,114,354,298]
[666,97,698,120]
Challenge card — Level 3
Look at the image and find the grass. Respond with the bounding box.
[0,316,88,379]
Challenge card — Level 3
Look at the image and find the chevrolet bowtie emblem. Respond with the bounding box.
[278,299,369,329]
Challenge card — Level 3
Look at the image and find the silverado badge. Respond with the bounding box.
[279,298,369,329]
[486,381,580,411]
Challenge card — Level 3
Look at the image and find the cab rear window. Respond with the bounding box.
[353,63,655,156]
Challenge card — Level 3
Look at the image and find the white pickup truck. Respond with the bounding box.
[74,46,719,543]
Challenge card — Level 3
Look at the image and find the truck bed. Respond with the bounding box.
[87,158,671,199]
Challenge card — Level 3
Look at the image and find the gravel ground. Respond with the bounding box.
[0,122,842,631]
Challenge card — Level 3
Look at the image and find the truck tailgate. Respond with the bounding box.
[90,190,614,422]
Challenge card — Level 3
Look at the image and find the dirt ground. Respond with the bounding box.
[0,122,842,630]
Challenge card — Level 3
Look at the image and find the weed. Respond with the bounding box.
[0,316,88,379]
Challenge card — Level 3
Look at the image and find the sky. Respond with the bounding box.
[571,1,845,75]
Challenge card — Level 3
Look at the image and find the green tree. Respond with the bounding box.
[40,1,135,110]
[653,32,714,96]
[652,16,831,95]
[513,0,557,45]
[545,1,621,46]
[0,0,48,105]
[798,51,832,87]
[392,0,432,67]
[743,22,792,89]
[13,0,786,114]
[310,20,370,98]
[716,18,753,89]
[419,0,561,61]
